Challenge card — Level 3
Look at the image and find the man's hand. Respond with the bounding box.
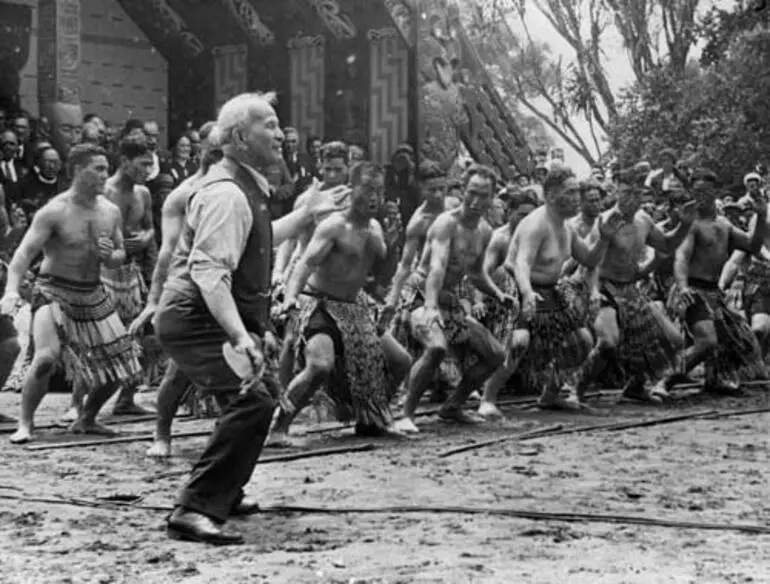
[521,290,543,321]
[124,231,152,254]
[129,303,156,336]
[376,303,397,336]
[678,286,696,308]
[677,200,698,225]
[471,301,487,321]
[262,331,279,359]
[97,236,115,261]
[232,332,264,376]
[589,290,604,315]
[277,297,300,323]
[384,215,402,248]
[0,292,21,316]
[422,305,444,328]
[752,195,768,219]
[598,210,624,239]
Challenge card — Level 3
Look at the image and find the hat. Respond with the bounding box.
[744,172,762,186]
[658,148,677,162]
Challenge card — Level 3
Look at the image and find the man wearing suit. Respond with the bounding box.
[0,130,24,212]
[155,92,345,544]
[12,114,34,171]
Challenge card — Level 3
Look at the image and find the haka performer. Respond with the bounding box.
[580,185,696,403]
[0,144,141,443]
[156,93,345,545]
[128,122,223,458]
[508,167,623,411]
[99,134,155,416]
[270,162,412,444]
[668,177,768,392]
[394,165,510,433]
[475,191,539,419]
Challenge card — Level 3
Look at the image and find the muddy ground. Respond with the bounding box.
[0,386,768,584]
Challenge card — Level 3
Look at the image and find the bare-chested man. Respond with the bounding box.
[475,191,539,419]
[89,134,156,417]
[508,167,623,411]
[383,161,450,342]
[270,162,412,444]
[272,141,351,386]
[580,185,696,404]
[393,164,510,433]
[127,122,224,458]
[668,177,768,392]
[561,181,603,278]
[0,143,142,443]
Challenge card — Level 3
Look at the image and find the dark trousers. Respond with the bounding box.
[155,295,278,523]
[178,381,275,522]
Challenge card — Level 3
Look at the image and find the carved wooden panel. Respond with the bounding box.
[212,44,248,112]
[288,36,325,140]
[368,28,409,164]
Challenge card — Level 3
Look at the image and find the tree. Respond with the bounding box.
[609,26,770,189]
[697,0,770,66]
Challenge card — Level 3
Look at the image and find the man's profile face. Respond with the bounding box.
[143,122,160,151]
[124,153,153,184]
[582,188,602,218]
[242,106,284,165]
[421,178,446,207]
[40,149,62,179]
[13,117,30,142]
[321,156,348,189]
[78,155,110,194]
[549,177,580,218]
[284,131,299,155]
[462,175,494,224]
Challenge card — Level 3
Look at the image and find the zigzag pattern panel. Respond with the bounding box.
[289,44,325,140]
[369,36,409,165]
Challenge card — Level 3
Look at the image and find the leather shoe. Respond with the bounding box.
[167,508,244,545]
[231,496,261,516]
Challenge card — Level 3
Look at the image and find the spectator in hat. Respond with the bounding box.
[644,148,687,195]
[738,172,765,207]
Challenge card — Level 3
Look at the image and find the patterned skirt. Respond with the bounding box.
[101,259,147,324]
[293,290,395,428]
[517,281,590,391]
[741,258,770,319]
[668,280,766,383]
[600,279,678,381]
[391,272,470,387]
[482,268,521,345]
[28,274,142,389]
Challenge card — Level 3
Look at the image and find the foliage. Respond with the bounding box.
[608,27,770,189]
[698,0,770,66]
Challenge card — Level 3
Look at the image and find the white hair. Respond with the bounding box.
[211,91,278,147]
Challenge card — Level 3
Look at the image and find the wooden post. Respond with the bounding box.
[410,0,422,168]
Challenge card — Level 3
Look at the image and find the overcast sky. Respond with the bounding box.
[512,0,733,176]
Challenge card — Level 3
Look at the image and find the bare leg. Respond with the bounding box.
[440,320,505,424]
[576,306,618,397]
[267,333,334,447]
[381,331,412,389]
[479,329,529,419]
[10,306,60,444]
[69,380,121,436]
[147,360,191,458]
[113,382,154,416]
[278,325,297,389]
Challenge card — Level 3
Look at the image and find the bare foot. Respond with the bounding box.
[477,401,505,420]
[265,430,304,448]
[112,402,155,416]
[146,439,172,458]
[394,417,420,434]
[438,408,485,424]
[60,407,79,423]
[68,420,118,436]
[10,425,33,444]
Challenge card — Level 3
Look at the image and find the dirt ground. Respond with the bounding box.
[0,386,768,584]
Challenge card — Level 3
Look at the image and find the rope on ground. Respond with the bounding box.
[142,443,378,482]
[436,409,720,459]
[0,492,766,535]
[437,424,563,458]
[24,429,214,451]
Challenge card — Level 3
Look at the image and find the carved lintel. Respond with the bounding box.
[287,35,326,50]
[367,27,399,41]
